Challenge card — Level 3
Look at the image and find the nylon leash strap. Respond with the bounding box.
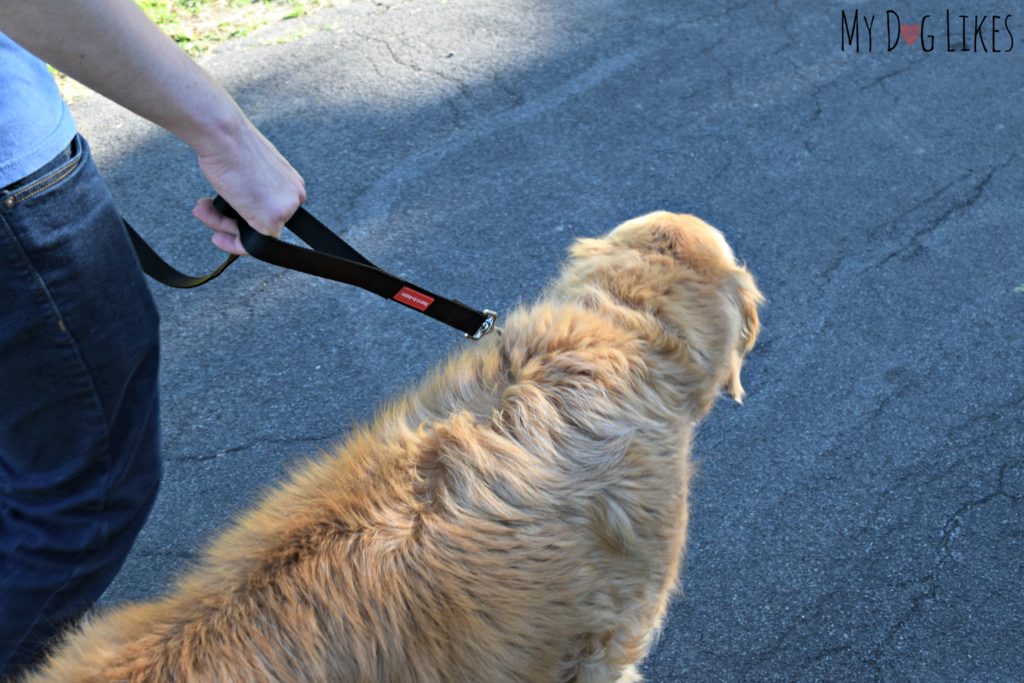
[122,197,499,340]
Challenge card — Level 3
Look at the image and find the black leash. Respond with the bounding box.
[122,197,499,340]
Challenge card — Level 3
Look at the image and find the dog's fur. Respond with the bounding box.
[24,211,762,683]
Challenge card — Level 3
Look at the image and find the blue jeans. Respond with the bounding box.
[0,135,161,679]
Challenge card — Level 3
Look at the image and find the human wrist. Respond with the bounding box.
[178,90,250,158]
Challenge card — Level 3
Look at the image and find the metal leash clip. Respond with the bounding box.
[466,309,500,340]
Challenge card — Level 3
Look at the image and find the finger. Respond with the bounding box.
[193,197,239,236]
[246,199,295,238]
[197,198,248,256]
[211,231,247,256]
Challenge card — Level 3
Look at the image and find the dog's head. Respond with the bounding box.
[564,211,764,404]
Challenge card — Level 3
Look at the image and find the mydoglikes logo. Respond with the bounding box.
[841,10,1014,52]
[393,286,434,312]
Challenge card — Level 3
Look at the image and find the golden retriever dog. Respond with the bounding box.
[23,211,762,683]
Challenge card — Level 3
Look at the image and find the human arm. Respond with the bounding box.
[0,0,304,254]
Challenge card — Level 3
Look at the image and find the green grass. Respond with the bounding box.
[283,2,309,20]
[135,0,320,55]
[54,0,326,99]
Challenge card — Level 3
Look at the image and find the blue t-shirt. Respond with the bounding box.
[0,31,77,188]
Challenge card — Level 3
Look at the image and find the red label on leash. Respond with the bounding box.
[393,286,434,311]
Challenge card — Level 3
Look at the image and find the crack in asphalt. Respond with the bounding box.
[770,0,799,56]
[816,155,1013,284]
[135,549,198,561]
[701,41,736,101]
[866,459,1022,671]
[739,591,836,675]
[815,171,960,281]
[355,31,469,129]
[708,156,733,188]
[168,430,344,463]
[857,388,1023,674]
[722,0,760,17]
[873,391,1024,506]
[874,155,1015,268]
[791,57,833,129]
[858,58,926,92]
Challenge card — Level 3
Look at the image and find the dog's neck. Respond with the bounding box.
[542,278,739,418]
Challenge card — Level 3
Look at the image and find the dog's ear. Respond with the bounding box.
[725,268,764,403]
[735,268,763,354]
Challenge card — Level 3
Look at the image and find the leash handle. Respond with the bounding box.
[212,197,376,267]
[126,196,496,339]
[124,219,237,289]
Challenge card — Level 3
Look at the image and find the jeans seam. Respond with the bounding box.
[5,158,82,207]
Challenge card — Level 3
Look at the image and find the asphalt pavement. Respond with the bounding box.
[69,0,1023,680]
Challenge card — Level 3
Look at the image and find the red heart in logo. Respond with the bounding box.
[900,23,921,46]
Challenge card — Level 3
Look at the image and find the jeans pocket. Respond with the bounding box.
[0,135,84,210]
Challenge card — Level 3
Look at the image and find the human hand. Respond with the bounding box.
[191,115,306,255]
[0,0,304,256]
